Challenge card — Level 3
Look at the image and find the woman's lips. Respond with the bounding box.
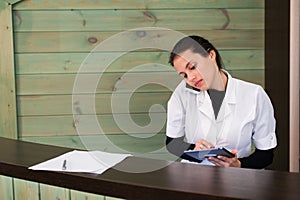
[195,80,202,87]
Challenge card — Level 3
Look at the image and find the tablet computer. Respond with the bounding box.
[183,147,234,162]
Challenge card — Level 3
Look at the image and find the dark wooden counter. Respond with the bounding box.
[0,137,300,200]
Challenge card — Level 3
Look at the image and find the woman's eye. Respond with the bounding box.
[189,65,196,70]
[179,73,187,78]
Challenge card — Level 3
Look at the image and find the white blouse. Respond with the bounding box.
[166,72,277,158]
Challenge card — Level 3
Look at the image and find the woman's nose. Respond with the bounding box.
[186,71,196,81]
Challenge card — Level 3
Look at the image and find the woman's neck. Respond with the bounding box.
[220,70,228,89]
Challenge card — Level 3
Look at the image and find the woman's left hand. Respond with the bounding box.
[207,149,241,168]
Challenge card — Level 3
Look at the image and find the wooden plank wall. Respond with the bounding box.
[0,1,21,199]
[13,0,265,148]
[2,0,265,200]
[0,0,18,139]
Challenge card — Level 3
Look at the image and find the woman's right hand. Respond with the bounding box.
[194,139,215,150]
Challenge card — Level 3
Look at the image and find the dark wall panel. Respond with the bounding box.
[265,0,290,171]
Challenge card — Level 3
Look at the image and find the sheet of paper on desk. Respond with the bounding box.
[29,150,132,174]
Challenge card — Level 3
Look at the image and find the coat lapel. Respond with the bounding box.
[197,91,215,120]
[216,72,237,122]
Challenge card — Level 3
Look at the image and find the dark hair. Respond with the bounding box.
[169,35,224,70]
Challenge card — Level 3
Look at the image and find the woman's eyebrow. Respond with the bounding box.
[185,61,191,69]
[176,61,192,76]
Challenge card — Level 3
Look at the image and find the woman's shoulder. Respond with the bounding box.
[230,77,269,102]
[175,80,187,90]
[224,70,263,92]
[231,77,263,91]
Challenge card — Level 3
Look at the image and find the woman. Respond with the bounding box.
[166,35,277,168]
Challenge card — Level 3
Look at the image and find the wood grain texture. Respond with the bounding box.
[70,190,105,200]
[40,184,70,200]
[15,50,264,75]
[13,0,264,10]
[14,178,39,200]
[0,2,17,139]
[16,72,182,95]
[12,0,265,156]
[13,9,264,31]
[20,134,172,160]
[0,176,13,200]
[17,92,172,116]
[14,30,264,53]
[16,70,263,95]
[18,114,167,136]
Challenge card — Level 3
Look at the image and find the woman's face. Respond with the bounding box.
[173,49,218,91]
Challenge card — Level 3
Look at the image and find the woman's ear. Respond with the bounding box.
[209,50,216,61]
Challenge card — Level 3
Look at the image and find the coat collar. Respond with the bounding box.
[222,70,237,105]
[191,70,237,121]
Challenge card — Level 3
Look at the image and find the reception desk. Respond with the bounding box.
[0,137,299,200]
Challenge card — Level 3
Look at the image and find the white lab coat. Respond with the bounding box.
[166,72,277,158]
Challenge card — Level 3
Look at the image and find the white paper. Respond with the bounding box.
[29,150,132,174]
[181,159,215,166]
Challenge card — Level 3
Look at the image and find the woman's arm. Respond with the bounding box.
[238,87,276,169]
[238,148,275,169]
[166,136,200,162]
[206,148,274,168]
[167,136,274,168]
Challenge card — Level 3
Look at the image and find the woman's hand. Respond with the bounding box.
[207,149,241,168]
[194,139,215,150]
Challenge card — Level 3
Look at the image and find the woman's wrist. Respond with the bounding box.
[189,144,196,150]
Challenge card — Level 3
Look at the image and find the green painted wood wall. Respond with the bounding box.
[0,0,265,199]
[14,0,265,150]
